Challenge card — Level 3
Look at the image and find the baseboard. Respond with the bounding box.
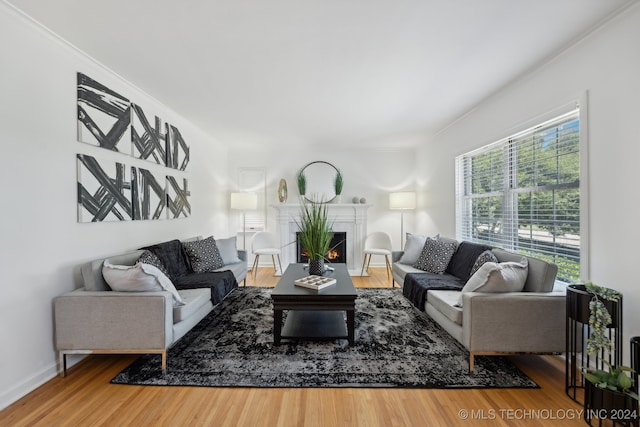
[0,355,84,410]
[0,362,57,411]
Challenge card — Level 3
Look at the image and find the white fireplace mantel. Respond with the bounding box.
[270,203,372,275]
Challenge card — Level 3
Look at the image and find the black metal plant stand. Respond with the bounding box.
[632,337,640,400]
[633,336,640,423]
[566,284,623,404]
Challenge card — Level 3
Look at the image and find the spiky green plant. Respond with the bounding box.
[295,201,333,261]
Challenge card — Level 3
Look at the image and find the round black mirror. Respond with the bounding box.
[298,161,340,203]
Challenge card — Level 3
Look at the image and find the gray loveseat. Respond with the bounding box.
[54,236,247,376]
[392,238,566,370]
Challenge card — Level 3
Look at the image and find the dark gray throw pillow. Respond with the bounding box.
[413,237,458,274]
[469,250,499,279]
[138,250,171,277]
[182,236,225,273]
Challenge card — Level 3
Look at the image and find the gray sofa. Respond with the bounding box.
[54,237,247,376]
[392,239,566,370]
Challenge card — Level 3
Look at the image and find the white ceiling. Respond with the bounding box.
[6,0,634,149]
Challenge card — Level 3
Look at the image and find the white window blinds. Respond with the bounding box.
[455,109,580,283]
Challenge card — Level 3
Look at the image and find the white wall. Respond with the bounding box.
[417,4,640,361]
[227,147,418,256]
[0,5,230,409]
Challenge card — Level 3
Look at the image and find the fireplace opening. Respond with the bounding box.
[296,232,347,264]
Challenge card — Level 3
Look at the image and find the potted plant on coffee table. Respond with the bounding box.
[295,201,333,276]
[580,282,638,425]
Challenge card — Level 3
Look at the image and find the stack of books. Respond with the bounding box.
[294,275,337,290]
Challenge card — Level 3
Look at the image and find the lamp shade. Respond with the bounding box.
[389,192,416,210]
[230,192,258,210]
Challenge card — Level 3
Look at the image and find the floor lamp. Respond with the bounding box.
[389,191,416,250]
[230,192,258,250]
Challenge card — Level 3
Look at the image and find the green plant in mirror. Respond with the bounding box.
[334,169,343,196]
[295,201,333,261]
[297,170,306,196]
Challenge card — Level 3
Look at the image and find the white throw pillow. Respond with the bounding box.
[216,236,241,265]
[102,261,185,306]
[397,233,428,265]
[456,258,528,307]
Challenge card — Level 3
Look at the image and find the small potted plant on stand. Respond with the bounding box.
[580,282,638,426]
[295,201,333,276]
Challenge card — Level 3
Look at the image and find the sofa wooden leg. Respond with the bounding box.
[161,351,167,374]
[469,353,475,372]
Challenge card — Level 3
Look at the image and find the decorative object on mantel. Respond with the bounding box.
[333,169,343,203]
[389,191,416,249]
[298,160,341,203]
[359,197,367,204]
[277,179,288,203]
[352,196,359,203]
[294,201,334,276]
[230,192,258,250]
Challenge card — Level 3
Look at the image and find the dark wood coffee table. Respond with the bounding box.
[271,263,357,345]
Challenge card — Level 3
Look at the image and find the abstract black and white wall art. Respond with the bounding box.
[131,103,167,165]
[132,167,166,220]
[166,176,191,219]
[77,73,131,153]
[77,154,132,222]
[76,71,191,223]
[167,124,190,171]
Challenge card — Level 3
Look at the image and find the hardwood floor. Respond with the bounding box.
[1,267,585,427]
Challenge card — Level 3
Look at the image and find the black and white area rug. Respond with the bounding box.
[112,287,538,389]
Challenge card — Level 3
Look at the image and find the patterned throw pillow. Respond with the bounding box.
[182,236,225,273]
[469,250,499,278]
[138,250,170,277]
[412,237,458,274]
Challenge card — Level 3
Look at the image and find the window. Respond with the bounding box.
[455,109,581,283]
